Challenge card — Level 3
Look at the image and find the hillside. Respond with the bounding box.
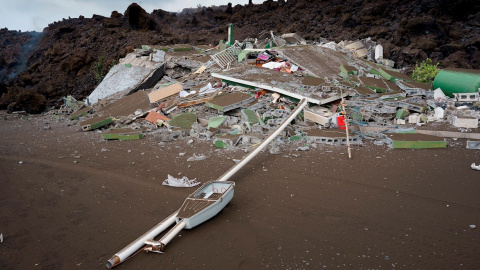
[0,0,479,113]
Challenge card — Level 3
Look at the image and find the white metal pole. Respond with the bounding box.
[217,98,307,182]
[106,210,178,268]
[159,220,186,246]
[340,96,352,159]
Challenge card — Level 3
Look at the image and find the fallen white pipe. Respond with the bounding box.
[144,220,187,253]
[217,98,307,182]
[105,98,307,268]
[106,210,178,268]
[160,220,186,246]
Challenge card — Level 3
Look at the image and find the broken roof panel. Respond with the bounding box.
[377,68,413,82]
[302,76,326,86]
[358,77,389,92]
[205,92,255,112]
[213,66,344,104]
[276,46,349,78]
[98,90,151,118]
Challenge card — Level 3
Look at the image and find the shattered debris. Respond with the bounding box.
[162,174,201,187]
[58,29,478,155]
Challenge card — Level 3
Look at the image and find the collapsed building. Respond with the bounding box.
[55,26,480,152]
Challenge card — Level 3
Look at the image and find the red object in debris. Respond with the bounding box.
[255,90,268,99]
[337,116,346,130]
[145,110,170,124]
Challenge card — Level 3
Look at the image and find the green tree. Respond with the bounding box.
[411,58,440,84]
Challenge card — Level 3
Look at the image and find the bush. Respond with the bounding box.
[411,58,440,84]
[94,56,105,84]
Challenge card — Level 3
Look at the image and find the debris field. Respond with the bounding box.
[1,32,479,269]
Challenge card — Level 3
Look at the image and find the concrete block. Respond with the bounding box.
[453,116,479,129]
[466,140,480,149]
[409,114,420,124]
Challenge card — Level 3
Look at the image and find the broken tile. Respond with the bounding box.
[205,92,255,112]
[207,116,227,130]
[145,110,170,125]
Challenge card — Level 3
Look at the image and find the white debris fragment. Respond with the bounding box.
[471,163,480,171]
[162,174,200,187]
[179,152,186,157]
[18,161,23,164]
[0,233,3,242]
[469,225,476,229]
[433,88,447,101]
[187,154,207,162]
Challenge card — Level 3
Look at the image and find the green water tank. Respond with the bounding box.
[433,68,480,97]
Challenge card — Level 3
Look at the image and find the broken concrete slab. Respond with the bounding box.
[466,140,480,149]
[340,65,358,75]
[358,77,388,92]
[385,133,447,149]
[80,115,113,131]
[101,128,145,140]
[415,130,480,140]
[212,67,344,104]
[281,33,307,45]
[205,92,255,112]
[88,58,164,105]
[304,107,334,126]
[453,116,479,129]
[70,106,93,120]
[276,46,349,78]
[302,76,325,86]
[169,113,197,129]
[98,90,151,118]
[207,116,227,130]
[241,109,260,124]
[344,41,368,58]
[148,83,183,104]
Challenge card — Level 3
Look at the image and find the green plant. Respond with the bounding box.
[94,56,105,84]
[411,58,440,84]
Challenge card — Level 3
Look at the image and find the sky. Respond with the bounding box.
[0,0,264,32]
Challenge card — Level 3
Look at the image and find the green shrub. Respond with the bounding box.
[94,56,105,84]
[411,58,440,84]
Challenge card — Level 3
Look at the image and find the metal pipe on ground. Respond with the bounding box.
[105,98,307,268]
[106,211,178,268]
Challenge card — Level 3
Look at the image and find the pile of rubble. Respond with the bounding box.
[51,29,480,153]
